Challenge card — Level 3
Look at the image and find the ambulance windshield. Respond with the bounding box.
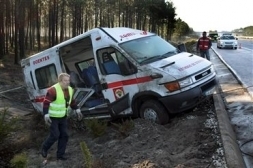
[120,35,179,65]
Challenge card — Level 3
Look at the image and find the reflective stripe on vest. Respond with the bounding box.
[48,83,73,118]
[199,38,210,50]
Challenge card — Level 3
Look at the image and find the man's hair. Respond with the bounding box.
[203,31,207,34]
[58,73,70,82]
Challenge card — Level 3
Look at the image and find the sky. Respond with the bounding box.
[170,0,253,32]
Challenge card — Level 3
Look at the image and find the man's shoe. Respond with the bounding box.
[41,148,47,158]
[57,156,67,161]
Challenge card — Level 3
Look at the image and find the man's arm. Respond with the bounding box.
[196,39,200,51]
[43,87,56,115]
[70,99,78,110]
[69,89,82,120]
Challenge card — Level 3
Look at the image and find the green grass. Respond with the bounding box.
[80,141,92,168]
[84,118,108,138]
[10,152,28,168]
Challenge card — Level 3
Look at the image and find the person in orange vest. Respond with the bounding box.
[196,31,212,61]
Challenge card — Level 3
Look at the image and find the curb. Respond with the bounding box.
[213,89,246,168]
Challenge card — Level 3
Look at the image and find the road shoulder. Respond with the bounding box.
[211,48,247,168]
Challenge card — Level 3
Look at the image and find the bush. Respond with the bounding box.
[111,118,135,137]
[10,153,28,168]
[84,118,107,138]
[0,108,17,143]
[80,141,92,168]
[184,40,198,53]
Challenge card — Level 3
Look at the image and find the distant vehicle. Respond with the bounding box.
[222,33,232,36]
[217,35,238,49]
[208,31,219,41]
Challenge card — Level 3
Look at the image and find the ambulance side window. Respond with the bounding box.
[35,64,57,89]
[114,50,137,75]
[97,48,137,76]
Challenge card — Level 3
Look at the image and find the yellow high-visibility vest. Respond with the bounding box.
[48,83,73,118]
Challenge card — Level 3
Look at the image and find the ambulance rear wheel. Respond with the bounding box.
[140,100,169,125]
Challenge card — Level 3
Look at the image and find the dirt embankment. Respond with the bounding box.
[0,55,223,168]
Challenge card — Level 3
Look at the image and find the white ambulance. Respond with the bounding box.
[21,27,216,125]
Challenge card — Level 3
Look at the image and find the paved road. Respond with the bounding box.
[212,41,253,97]
[211,45,253,168]
[238,40,253,50]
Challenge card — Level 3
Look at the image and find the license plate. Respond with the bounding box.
[205,87,215,96]
[225,45,233,47]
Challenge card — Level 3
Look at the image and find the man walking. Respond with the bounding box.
[196,31,212,61]
[41,73,82,161]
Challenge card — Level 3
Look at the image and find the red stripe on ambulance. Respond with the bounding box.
[107,76,152,88]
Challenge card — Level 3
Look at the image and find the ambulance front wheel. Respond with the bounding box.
[140,100,169,125]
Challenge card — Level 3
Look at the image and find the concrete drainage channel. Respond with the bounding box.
[211,48,252,168]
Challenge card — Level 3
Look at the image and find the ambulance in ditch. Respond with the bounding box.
[21,27,216,125]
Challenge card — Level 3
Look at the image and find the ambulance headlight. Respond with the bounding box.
[163,77,192,92]
[164,81,180,92]
[178,77,193,88]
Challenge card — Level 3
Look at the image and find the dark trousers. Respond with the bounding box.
[200,49,210,61]
[42,117,69,158]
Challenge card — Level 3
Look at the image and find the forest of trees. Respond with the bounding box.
[0,0,193,64]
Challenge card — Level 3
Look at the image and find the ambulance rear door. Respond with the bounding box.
[22,49,63,113]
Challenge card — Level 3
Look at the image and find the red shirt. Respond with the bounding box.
[197,37,211,50]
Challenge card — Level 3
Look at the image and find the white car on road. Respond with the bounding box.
[217,35,238,49]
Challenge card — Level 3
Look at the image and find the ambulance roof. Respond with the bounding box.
[21,27,155,62]
[101,27,154,43]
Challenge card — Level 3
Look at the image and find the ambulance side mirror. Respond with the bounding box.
[177,43,187,52]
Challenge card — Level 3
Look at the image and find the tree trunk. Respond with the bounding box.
[19,0,25,60]
[60,0,65,42]
[14,0,19,64]
[0,0,4,59]
[36,0,41,51]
